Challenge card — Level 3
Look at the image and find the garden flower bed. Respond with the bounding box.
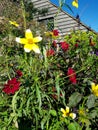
[0,0,98,130]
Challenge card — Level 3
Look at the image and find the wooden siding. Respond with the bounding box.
[32,0,96,36]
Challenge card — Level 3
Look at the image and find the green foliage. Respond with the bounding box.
[68,92,82,107]
[68,122,81,130]
[86,94,96,109]
[0,0,98,130]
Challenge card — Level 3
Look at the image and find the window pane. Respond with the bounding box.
[38,17,54,31]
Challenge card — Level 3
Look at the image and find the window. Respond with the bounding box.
[38,17,54,31]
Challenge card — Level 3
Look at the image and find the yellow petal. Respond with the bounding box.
[91,82,96,91]
[24,44,33,52]
[61,108,67,117]
[96,85,98,89]
[25,29,33,39]
[91,82,95,87]
[69,113,76,119]
[91,83,98,97]
[62,114,67,117]
[94,91,98,97]
[32,43,40,53]
[72,1,78,8]
[16,38,27,44]
[95,93,98,97]
[33,36,42,43]
[61,108,65,113]
[9,21,19,27]
[66,106,70,113]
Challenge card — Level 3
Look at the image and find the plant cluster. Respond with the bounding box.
[0,0,98,130]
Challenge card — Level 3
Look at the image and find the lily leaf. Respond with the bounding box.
[68,92,82,107]
[86,94,96,109]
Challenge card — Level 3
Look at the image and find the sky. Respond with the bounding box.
[50,0,98,32]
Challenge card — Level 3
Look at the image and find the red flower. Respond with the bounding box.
[60,41,69,51]
[67,68,77,84]
[52,40,57,48]
[52,29,59,36]
[16,70,23,78]
[2,78,20,94]
[74,43,79,48]
[46,49,55,57]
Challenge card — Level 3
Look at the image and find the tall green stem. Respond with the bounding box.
[21,0,26,31]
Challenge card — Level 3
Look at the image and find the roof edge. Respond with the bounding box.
[48,0,98,34]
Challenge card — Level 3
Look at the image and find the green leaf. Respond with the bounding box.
[0,111,7,116]
[49,110,57,116]
[36,85,42,108]
[86,127,91,130]
[58,0,73,13]
[68,123,76,130]
[55,74,60,100]
[12,89,21,114]
[68,92,82,107]
[86,94,96,109]
[90,109,98,118]
[41,114,49,130]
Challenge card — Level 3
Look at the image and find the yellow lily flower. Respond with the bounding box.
[91,82,98,97]
[16,29,42,53]
[9,21,19,27]
[72,0,78,8]
[61,106,76,119]
[61,106,69,117]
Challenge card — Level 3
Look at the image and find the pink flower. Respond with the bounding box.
[67,68,77,84]
[46,49,55,57]
[60,41,69,51]
[2,78,20,94]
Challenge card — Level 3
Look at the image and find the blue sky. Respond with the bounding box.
[50,0,98,32]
